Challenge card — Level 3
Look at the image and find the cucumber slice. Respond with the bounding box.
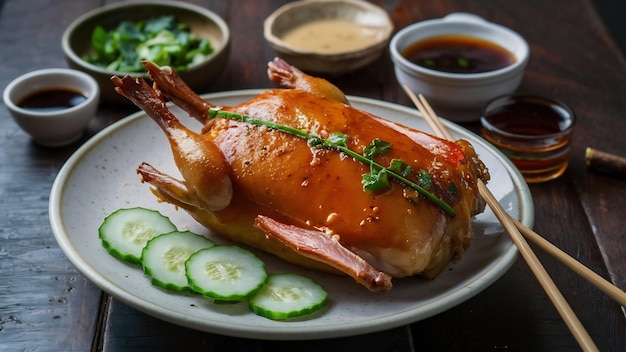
[249,273,328,320]
[99,207,177,264]
[141,231,215,291]
[185,246,268,302]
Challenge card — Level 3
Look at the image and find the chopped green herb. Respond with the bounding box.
[362,165,389,191]
[417,170,432,190]
[388,159,413,178]
[326,132,348,148]
[363,139,392,159]
[82,15,213,72]
[448,182,458,195]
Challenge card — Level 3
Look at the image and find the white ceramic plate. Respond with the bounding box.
[49,90,533,340]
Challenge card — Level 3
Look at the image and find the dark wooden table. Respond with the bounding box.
[2,1,625,351]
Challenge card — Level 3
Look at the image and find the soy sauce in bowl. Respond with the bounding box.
[18,88,87,113]
[401,35,516,74]
[4,68,100,147]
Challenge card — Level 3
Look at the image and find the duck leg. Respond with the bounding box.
[112,75,233,212]
[267,57,349,105]
[142,60,214,124]
[254,215,393,292]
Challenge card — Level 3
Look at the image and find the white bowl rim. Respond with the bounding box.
[61,0,231,77]
[264,0,394,56]
[3,68,99,117]
[389,12,529,81]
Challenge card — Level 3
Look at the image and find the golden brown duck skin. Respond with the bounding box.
[112,59,489,292]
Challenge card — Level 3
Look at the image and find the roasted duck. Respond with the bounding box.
[111,58,489,292]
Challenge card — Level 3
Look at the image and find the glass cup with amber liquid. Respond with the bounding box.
[480,94,575,183]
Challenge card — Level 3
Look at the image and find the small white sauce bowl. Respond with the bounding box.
[390,13,529,122]
[264,0,393,75]
[3,68,100,147]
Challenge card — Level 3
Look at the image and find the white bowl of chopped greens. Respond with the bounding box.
[62,0,230,104]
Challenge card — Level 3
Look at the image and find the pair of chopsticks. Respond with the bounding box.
[403,86,625,352]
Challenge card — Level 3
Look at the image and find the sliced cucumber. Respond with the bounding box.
[99,207,177,264]
[141,230,215,291]
[249,273,328,320]
[185,246,268,302]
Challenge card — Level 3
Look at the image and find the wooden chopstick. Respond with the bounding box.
[510,217,626,307]
[409,90,626,308]
[403,85,599,352]
[409,91,626,308]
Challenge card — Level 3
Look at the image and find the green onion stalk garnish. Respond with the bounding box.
[208,109,456,217]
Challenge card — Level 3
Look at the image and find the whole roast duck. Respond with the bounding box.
[111,58,489,292]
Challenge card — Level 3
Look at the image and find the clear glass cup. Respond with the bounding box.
[480,94,576,183]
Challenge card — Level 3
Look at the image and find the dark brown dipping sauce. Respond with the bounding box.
[17,88,87,112]
[402,35,516,74]
[484,96,574,136]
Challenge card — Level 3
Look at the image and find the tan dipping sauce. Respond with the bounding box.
[281,20,382,53]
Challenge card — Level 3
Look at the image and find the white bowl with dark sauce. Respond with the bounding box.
[3,68,100,147]
[390,13,529,122]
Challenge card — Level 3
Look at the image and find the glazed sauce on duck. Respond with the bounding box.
[18,88,86,112]
[402,35,516,74]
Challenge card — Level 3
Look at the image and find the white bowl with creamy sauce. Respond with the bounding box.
[264,0,393,75]
[390,13,529,122]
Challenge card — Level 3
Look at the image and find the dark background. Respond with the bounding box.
[593,0,626,54]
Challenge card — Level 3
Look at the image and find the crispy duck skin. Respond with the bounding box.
[111,58,489,292]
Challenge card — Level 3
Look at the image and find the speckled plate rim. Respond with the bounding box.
[49,90,533,340]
